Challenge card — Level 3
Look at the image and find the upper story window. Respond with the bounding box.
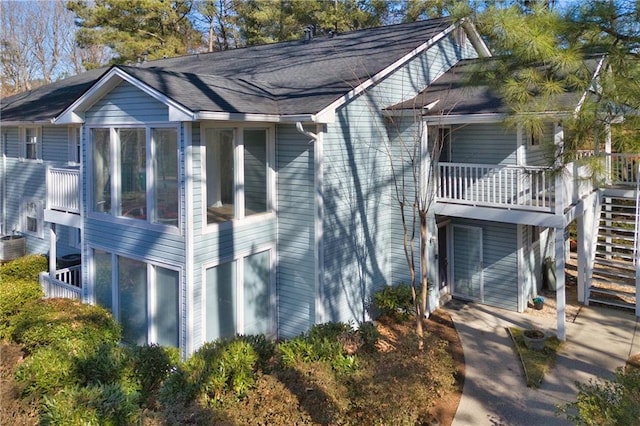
[204,127,272,225]
[20,126,41,160]
[69,127,81,164]
[90,126,179,227]
[528,131,542,147]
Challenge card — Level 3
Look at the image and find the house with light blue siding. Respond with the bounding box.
[1,17,637,356]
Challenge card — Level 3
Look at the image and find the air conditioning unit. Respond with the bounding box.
[0,235,26,262]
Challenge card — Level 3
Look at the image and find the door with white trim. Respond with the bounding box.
[452,225,483,301]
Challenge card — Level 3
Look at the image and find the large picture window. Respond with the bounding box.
[204,127,270,224]
[205,250,272,342]
[90,126,179,227]
[93,249,179,347]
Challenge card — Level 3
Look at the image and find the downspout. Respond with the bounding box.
[295,122,324,325]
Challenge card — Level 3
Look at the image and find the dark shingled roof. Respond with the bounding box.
[389,57,598,116]
[1,17,455,122]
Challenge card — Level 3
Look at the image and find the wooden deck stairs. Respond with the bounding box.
[589,195,638,310]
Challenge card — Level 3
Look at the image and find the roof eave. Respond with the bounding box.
[314,20,461,124]
[53,67,197,124]
[194,111,329,124]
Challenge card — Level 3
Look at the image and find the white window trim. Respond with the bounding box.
[19,126,42,162]
[21,197,44,238]
[68,126,82,165]
[89,246,182,348]
[87,123,182,233]
[201,245,276,343]
[201,124,275,233]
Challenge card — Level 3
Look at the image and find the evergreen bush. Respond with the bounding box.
[0,278,43,339]
[0,254,48,282]
[9,298,120,353]
[373,283,414,320]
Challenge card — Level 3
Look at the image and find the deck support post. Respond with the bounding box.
[49,223,56,278]
[555,226,566,341]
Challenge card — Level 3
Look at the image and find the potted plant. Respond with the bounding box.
[523,329,546,351]
[533,296,544,310]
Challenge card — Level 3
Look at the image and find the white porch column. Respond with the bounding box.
[555,227,567,341]
[49,223,56,277]
[576,214,586,303]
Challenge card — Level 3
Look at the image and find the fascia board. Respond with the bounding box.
[1,120,52,126]
[195,111,324,124]
[314,21,460,123]
[420,111,571,125]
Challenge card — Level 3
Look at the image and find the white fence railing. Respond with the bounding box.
[47,166,80,214]
[39,265,82,300]
[436,163,553,211]
[605,153,640,186]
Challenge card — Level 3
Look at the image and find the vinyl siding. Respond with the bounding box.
[451,218,519,311]
[85,81,168,125]
[523,122,555,167]
[276,124,316,339]
[322,34,476,324]
[387,116,423,288]
[451,123,517,165]
[2,124,77,254]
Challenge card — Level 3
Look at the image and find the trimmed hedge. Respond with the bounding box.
[0,254,48,282]
[9,298,121,353]
[0,278,43,339]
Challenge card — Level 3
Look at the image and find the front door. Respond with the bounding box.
[452,225,483,301]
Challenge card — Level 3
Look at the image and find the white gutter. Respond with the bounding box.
[196,112,326,124]
[295,122,325,325]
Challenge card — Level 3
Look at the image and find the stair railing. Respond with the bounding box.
[634,161,640,266]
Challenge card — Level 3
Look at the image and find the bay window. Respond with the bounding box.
[90,126,179,227]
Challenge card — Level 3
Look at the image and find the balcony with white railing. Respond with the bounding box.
[436,163,555,212]
[45,166,81,226]
[435,160,595,215]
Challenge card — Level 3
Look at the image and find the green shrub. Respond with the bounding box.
[236,334,276,372]
[0,278,43,339]
[308,322,353,341]
[75,343,133,388]
[560,367,640,425]
[0,254,48,282]
[357,321,380,353]
[130,344,180,407]
[9,298,121,353]
[278,333,358,375]
[41,383,140,426]
[373,283,414,320]
[15,346,78,397]
[160,337,259,407]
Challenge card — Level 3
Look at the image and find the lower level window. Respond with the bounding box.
[205,250,271,342]
[94,249,179,347]
[21,198,43,238]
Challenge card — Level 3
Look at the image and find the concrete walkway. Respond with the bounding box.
[446,301,640,426]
